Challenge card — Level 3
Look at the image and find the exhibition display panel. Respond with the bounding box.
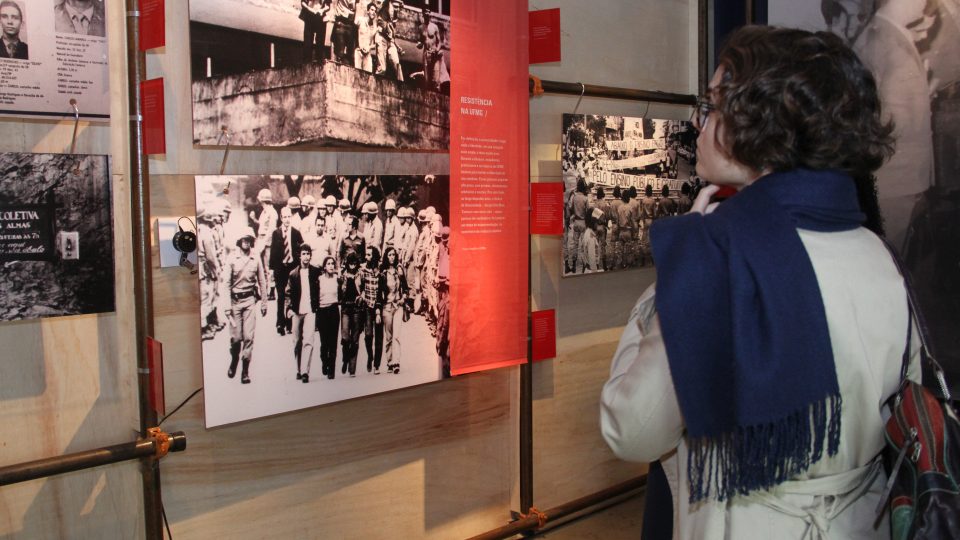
[185,0,529,425]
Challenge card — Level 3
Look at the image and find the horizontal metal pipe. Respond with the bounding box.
[529,78,697,106]
[0,433,186,487]
[466,475,647,540]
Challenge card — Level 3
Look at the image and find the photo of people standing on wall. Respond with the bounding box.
[194,174,451,427]
[560,114,697,276]
[189,0,451,149]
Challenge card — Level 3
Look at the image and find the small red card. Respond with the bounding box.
[141,78,166,155]
[146,337,165,417]
[531,309,557,362]
[530,182,564,235]
[529,8,561,64]
[139,0,165,51]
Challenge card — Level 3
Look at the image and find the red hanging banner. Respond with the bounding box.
[450,0,530,375]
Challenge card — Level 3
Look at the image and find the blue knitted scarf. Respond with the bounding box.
[650,169,865,502]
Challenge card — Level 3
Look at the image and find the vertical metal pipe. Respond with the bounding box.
[124,3,162,539]
[520,335,533,513]
[520,205,534,513]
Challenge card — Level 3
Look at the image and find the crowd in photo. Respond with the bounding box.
[298,0,450,93]
[560,117,701,275]
[196,177,451,386]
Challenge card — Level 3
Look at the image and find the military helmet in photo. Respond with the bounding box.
[362,201,379,215]
[235,227,256,247]
[257,188,273,203]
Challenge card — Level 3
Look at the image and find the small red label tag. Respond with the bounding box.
[531,309,557,362]
[530,182,564,235]
[529,9,561,64]
[139,0,165,51]
[146,337,165,417]
[141,78,166,155]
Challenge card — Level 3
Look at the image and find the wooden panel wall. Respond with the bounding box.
[0,8,143,540]
[1,1,697,538]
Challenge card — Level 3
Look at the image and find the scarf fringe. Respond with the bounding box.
[687,394,842,503]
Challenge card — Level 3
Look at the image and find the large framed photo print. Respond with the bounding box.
[561,114,698,276]
[188,0,451,149]
[195,174,452,427]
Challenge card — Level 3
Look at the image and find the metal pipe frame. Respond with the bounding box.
[528,78,696,106]
[0,433,187,487]
[520,355,533,514]
[467,476,647,540]
[124,3,162,539]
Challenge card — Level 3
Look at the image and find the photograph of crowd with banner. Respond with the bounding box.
[560,114,698,276]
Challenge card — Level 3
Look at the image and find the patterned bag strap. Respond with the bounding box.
[877,235,951,401]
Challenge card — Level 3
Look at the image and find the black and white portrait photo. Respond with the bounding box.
[561,114,697,276]
[53,0,106,38]
[0,153,114,322]
[0,1,28,60]
[189,0,451,149]
[769,0,960,393]
[194,174,451,427]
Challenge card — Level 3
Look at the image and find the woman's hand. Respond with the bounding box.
[690,184,721,215]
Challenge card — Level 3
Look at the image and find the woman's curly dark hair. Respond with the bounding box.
[714,25,895,233]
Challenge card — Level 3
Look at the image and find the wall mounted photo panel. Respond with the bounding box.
[195,174,452,427]
[0,152,114,321]
[0,0,110,119]
[560,114,698,276]
[188,0,451,149]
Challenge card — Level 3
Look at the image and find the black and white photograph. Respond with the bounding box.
[769,0,960,391]
[53,0,106,37]
[0,1,28,60]
[0,0,109,119]
[195,174,451,427]
[560,114,698,276]
[0,152,114,321]
[189,0,451,149]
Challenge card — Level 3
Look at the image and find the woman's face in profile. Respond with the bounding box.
[695,67,763,190]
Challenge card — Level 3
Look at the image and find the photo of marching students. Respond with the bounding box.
[189,0,451,149]
[194,174,451,427]
[560,114,698,277]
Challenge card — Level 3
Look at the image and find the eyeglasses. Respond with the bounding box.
[690,98,716,131]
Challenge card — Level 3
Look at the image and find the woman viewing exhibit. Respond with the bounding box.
[601,26,918,539]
